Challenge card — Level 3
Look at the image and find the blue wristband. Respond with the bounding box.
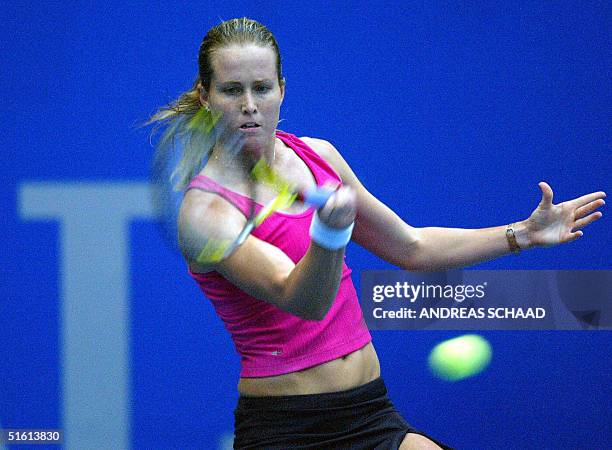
[309,212,354,250]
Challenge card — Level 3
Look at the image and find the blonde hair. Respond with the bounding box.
[147,18,284,190]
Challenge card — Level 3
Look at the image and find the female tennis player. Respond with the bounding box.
[148,17,605,450]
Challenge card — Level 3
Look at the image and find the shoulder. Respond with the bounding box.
[299,136,338,160]
[179,189,245,263]
[299,137,347,173]
[181,188,226,222]
[299,136,361,187]
[180,189,245,232]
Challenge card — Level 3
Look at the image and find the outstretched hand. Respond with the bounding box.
[523,182,606,248]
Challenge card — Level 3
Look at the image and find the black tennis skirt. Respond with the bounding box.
[233,377,453,449]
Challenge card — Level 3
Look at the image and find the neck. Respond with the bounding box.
[208,139,276,178]
[214,137,276,161]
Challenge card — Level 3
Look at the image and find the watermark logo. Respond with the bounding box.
[361,270,611,330]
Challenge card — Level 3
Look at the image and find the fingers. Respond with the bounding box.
[561,193,605,243]
[572,211,603,231]
[317,186,357,229]
[568,191,607,209]
[538,182,554,206]
[574,198,605,220]
[301,182,338,208]
[563,230,583,244]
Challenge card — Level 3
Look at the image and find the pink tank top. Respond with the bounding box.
[187,131,371,378]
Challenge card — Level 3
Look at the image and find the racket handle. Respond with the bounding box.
[301,187,335,208]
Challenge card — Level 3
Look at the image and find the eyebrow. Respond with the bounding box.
[217,79,273,86]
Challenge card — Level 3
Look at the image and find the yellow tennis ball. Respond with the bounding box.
[428,334,492,381]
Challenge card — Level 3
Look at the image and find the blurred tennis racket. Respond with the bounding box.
[151,108,333,264]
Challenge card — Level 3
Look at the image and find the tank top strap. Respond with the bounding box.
[275,131,342,186]
[186,175,257,218]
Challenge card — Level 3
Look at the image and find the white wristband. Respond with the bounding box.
[309,212,354,250]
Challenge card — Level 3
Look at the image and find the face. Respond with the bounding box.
[201,44,285,156]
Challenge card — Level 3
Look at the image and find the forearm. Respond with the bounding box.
[281,188,356,320]
[282,244,346,320]
[404,220,531,271]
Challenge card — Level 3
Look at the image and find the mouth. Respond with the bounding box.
[239,122,261,130]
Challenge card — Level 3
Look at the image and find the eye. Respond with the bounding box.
[255,84,271,94]
[223,86,241,95]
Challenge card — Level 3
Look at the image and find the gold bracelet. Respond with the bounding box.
[505,223,521,254]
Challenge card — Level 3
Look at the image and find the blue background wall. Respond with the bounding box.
[2,1,610,449]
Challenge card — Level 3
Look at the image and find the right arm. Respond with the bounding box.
[179,187,356,321]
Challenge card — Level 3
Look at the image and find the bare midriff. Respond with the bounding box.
[237,342,380,396]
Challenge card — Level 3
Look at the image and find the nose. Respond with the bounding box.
[241,91,257,115]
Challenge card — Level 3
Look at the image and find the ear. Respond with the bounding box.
[279,78,286,104]
[198,83,208,107]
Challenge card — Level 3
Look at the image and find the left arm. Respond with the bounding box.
[303,138,606,271]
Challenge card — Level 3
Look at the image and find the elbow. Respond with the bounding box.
[398,239,441,272]
[291,295,334,321]
[400,259,436,272]
[304,303,333,321]
[401,258,452,273]
[278,289,335,322]
[400,258,444,272]
[275,302,328,321]
[398,234,428,272]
